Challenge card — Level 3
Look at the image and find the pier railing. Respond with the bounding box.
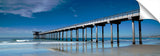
[41,9,139,34]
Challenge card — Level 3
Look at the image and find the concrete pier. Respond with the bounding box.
[35,9,144,45]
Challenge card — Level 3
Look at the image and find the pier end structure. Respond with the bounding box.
[33,31,41,39]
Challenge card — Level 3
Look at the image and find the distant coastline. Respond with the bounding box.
[149,35,160,38]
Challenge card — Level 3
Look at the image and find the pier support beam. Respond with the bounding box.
[51,33,52,39]
[91,27,93,41]
[55,32,56,40]
[54,33,56,40]
[111,23,113,44]
[76,29,79,41]
[70,30,72,41]
[66,31,68,41]
[102,26,104,42]
[49,33,51,39]
[59,32,61,40]
[139,20,142,44]
[132,20,135,44]
[96,26,98,42]
[52,33,54,39]
[85,27,87,41]
[82,28,84,41]
[117,24,119,44]
[53,33,54,40]
[62,31,64,40]
[56,32,58,40]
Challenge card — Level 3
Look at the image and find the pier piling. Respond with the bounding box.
[139,20,142,44]
[62,31,64,40]
[85,27,87,41]
[59,32,61,40]
[66,31,68,41]
[96,26,98,42]
[91,27,93,41]
[132,20,135,44]
[111,23,113,44]
[70,30,72,41]
[102,26,104,42]
[76,29,79,41]
[117,24,119,43]
[82,28,84,41]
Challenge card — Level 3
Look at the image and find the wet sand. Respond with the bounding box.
[60,45,160,56]
[0,44,160,56]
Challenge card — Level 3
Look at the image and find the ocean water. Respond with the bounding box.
[0,37,160,56]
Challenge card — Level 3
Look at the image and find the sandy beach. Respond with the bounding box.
[0,38,160,56]
[54,45,160,56]
[1,44,160,56]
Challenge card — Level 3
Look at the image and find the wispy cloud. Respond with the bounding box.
[74,14,78,17]
[70,7,78,17]
[0,0,64,18]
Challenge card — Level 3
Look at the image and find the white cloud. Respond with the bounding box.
[0,0,64,18]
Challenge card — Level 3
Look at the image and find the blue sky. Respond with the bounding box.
[0,0,160,38]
